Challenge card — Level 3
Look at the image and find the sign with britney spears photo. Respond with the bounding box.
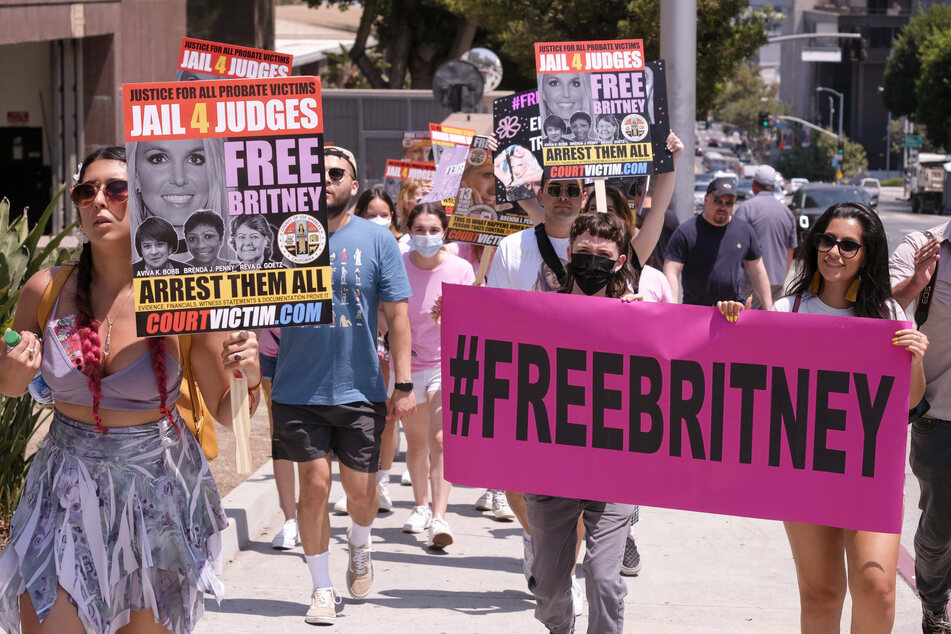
[123,77,332,337]
[535,40,673,179]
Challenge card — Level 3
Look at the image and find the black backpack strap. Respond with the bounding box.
[915,231,939,327]
[792,292,803,313]
[534,223,567,288]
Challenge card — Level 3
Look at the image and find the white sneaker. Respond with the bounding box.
[475,489,494,511]
[402,505,432,533]
[571,577,584,617]
[492,491,515,521]
[271,518,299,550]
[333,495,348,515]
[378,479,393,512]
[522,533,535,587]
[305,586,340,625]
[427,516,454,549]
[401,470,412,486]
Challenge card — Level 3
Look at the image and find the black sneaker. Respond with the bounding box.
[923,607,951,633]
[620,533,641,576]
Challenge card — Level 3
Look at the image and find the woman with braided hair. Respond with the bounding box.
[0,147,261,634]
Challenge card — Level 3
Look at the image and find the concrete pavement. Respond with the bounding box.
[197,436,926,633]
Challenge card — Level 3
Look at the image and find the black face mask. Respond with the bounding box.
[568,253,617,296]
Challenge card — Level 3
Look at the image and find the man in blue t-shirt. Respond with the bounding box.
[663,177,773,309]
[271,146,415,624]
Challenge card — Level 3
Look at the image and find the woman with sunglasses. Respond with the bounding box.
[718,201,928,633]
[0,147,261,634]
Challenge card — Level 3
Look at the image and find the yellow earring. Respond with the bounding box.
[845,277,860,302]
[807,271,821,293]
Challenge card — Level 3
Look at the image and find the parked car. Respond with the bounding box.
[789,184,872,240]
[790,177,809,193]
[736,178,754,201]
[861,177,881,207]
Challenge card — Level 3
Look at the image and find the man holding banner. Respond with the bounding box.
[889,221,951,633]
[270,146,416,625]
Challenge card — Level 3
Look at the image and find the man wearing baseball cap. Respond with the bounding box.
[734,165,798,308]
[663,176,773,309]
[270,145,415,624]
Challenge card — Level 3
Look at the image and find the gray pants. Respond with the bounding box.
[911,417,951,613]
[525,495,634,634]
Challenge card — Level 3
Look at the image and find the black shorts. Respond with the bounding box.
[271,401,387,472]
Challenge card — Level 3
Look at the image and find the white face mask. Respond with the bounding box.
[368,216,391,227]
[410,233,444,258]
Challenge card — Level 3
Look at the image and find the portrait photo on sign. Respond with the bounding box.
[494,145,543,201]
[127,137,235,274]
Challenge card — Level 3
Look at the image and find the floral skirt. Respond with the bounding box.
[0,409,228,634]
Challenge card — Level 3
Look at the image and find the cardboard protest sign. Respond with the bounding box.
[402,131,434,162]
[442,284,912,533]
[124,77,331,336]
[446,136,532,247]
[177,37,293,81]
[429,123,476,166]
[493,90,545,203]
[535,40,673,179]
[382,159,436,203]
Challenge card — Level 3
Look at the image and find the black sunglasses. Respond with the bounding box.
[546,183,582,198]
[327,167,350,182]
[814,232,864,259]
[70,180,129,207]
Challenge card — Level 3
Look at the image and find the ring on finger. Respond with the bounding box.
[916,335,921,342]
[26,348,35,356]
[234,352,242,361]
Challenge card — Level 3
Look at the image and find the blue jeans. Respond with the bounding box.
[911,417,951,613]
[525,495,633,634]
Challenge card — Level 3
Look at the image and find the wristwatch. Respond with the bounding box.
[393,382,414,393]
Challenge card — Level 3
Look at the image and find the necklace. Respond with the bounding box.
[102,286,135,357]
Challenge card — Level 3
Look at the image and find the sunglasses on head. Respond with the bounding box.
[70,180,129,207]
[546,183,582,198]
[814,232,864,258]
[327,167,350,182]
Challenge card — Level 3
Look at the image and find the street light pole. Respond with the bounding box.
[816,86,844,143]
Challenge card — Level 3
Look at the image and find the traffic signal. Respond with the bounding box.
[758,112,769,128]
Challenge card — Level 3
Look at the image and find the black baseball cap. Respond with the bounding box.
[707,177,736,198]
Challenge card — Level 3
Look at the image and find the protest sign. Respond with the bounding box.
[124,77,331,336]
[382,159,436,203]
[402,131,434,162]
[429,123,475,166]
[447,136,533,247]
[535,40,673,179]
[177,37,293,81]
[442,284,912,533]
[493,90,544,203]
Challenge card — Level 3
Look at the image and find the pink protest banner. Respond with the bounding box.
[441,285,912,533]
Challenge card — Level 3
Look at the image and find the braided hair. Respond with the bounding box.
[73,147,176,432]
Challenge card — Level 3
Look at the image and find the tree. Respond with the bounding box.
[312,0,778,113]
[773,134,867,183]
[915,29,951,149]
[881,4,951,148]
[712,62,786,138]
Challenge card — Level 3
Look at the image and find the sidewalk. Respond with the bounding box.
[197,432,925,633]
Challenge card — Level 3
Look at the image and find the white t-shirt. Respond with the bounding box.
[636,265,673,303]
[772,292,904,320]
[487,227,570,292]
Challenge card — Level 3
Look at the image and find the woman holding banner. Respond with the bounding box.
[0,147,261,634]
[398,202,475,549]
[718,201,928,633]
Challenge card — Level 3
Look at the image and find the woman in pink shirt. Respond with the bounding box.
[398,202,475,549]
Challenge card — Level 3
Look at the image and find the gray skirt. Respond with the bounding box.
[0,409,228,634]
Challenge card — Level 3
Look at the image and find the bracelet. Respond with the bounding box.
[247,387,257,415]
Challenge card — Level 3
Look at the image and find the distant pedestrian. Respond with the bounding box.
[734,165,797,308]
[663,177,773,309]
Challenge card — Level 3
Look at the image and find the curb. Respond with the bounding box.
[217,459,282,562]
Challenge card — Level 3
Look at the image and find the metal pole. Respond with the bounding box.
[661,0,696,222]
[885,110,891,173]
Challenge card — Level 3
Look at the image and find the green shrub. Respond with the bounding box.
[0,189,79,520]
[881,177,903,187]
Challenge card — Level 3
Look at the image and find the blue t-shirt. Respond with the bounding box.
[273,215,411,405]
[665,214,761,306]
